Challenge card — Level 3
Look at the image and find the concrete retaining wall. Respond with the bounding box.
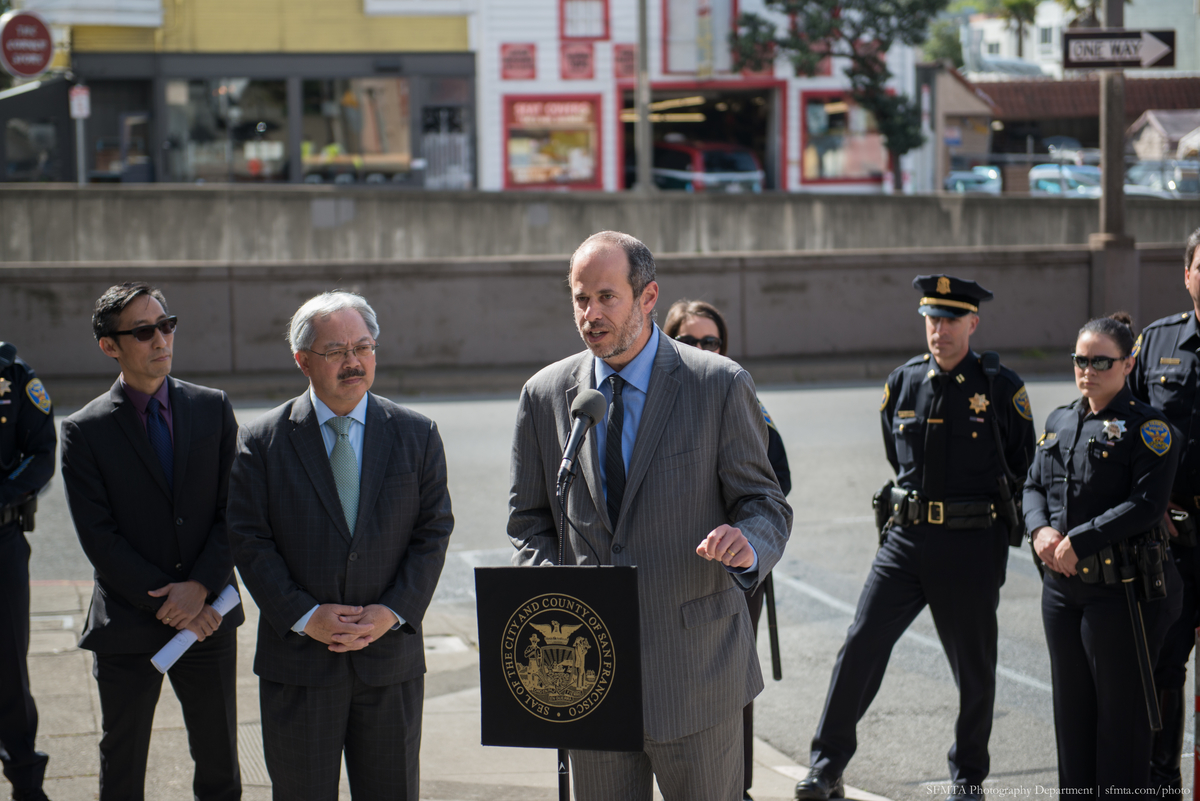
[0,244,1184,385]
[0,185,1197,262]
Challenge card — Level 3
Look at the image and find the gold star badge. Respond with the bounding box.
[969,393,990,414]
[0,377,10,397]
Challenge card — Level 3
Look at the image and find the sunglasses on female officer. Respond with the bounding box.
[111,316,178,342]
[1070,353,1125,372]
[675,334,723,352]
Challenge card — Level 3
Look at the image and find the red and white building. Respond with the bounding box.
[472,0,917,192]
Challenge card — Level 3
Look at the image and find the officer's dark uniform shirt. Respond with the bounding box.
[881,350,1034,499]
[0,354,55,511]
[1129,311,1200,502]
[1024,386,1178,559]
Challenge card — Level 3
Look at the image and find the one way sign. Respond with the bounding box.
[1063,29,1175,69]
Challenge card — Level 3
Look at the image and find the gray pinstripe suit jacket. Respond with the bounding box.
[509,331,792,741]
[229,390,453,688]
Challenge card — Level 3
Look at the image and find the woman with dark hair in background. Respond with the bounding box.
[1024,312,1182,794]
[663,299,790,801]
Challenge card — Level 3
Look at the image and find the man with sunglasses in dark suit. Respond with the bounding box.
[1129,227,1200,798]
[60,282,243,801]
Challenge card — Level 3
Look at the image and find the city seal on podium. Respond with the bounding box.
[502,593,616,723]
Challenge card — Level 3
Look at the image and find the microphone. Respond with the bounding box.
[557,389,607,489]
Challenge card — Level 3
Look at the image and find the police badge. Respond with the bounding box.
[1102,419,1126,441]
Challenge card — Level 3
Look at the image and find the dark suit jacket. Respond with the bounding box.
[228,390,454,688]
[61,377,244,654]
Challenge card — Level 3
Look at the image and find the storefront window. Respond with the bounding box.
[301,78,411,184]
[801,93,886,182]
[165,79,287,182]
[504,96,600,189]
[5,118,58,181]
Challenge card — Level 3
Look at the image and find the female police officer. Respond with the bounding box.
[1024,313,1182,793]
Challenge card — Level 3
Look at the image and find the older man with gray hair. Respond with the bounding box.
[229,290,454,800]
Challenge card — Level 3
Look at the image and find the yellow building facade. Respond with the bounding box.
[8,0,476,185]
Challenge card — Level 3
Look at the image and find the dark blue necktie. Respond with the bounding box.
[146,397,174,491]
[605,375,626,527]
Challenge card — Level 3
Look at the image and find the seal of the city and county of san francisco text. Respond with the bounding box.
[502,593,616,723]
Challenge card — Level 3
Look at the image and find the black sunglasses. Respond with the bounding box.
[1071,353,1124,372]
[111,316,178,342]
[675,334,722,352]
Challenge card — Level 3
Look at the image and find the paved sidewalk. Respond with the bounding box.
[24,581,889,801]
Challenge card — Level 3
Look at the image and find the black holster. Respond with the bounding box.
[872,481,895,545]
[1077,524,1169,602]
[18,495,36,532]
[1169,507,1196,548]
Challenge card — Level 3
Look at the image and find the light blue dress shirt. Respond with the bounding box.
[293,390,402,634]
[592,325,757,577]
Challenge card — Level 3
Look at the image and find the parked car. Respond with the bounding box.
[1126,160,1200,198]
[1028,164,1101,197]
[626,140,764,193]
[943,166,1001,194]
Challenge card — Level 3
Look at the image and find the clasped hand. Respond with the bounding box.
[304,604,398,653]
[1032,526,1078,576]
[695,524,755,570]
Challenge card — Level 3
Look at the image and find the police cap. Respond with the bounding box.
[913,275,994,318]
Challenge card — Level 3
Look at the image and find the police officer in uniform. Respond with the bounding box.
[0,343,56,801]
[1025,313,1181,794]
[1127,227,1200,796]
[794,276,1035,801]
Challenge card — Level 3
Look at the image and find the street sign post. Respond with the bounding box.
[69,85,90,186]
[0,10,53,80]
[1063,29,1175,70]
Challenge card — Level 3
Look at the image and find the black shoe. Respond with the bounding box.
[744,793,754,801]
[794,767,844,800]
[13,792,50,801]
[944,785,983,801]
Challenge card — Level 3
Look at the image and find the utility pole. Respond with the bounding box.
[1087,0,1138,320]
[1097,0,1126,245]
[634,0,654,194]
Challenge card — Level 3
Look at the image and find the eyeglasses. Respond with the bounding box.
[675,335,723,352]
[110,316,178,342]
[1071,353,1125,372]
[308,343,378,364]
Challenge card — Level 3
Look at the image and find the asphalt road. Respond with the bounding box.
[28,378,1196,799]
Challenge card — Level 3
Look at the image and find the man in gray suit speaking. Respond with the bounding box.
[229,291,453,800]
[508,231,792,800]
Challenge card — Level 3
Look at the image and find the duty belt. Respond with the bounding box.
[888,487,997,530]
[0,505,19,526]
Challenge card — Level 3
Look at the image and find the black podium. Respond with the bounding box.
[475,565,643,752]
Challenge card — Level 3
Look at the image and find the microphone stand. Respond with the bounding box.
[554,470,573,801]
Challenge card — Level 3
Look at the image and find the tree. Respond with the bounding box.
[732,0,951,169]
[999,0,1038,58]
[923,18,964,67]
[1056,0,1129,28]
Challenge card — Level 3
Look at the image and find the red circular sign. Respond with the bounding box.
[0,11,53,79]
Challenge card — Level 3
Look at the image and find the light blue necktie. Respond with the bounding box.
[325,416,359,535]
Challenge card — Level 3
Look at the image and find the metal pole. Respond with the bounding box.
[1098,0,1125,239]
[634,0,654,194]
[75,116,86,186]
[557,748,570,801]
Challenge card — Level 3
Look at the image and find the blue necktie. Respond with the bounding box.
[146,397,174,491]
[605,375,626,527]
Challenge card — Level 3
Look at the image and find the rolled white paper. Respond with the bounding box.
[150,584,242,674]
